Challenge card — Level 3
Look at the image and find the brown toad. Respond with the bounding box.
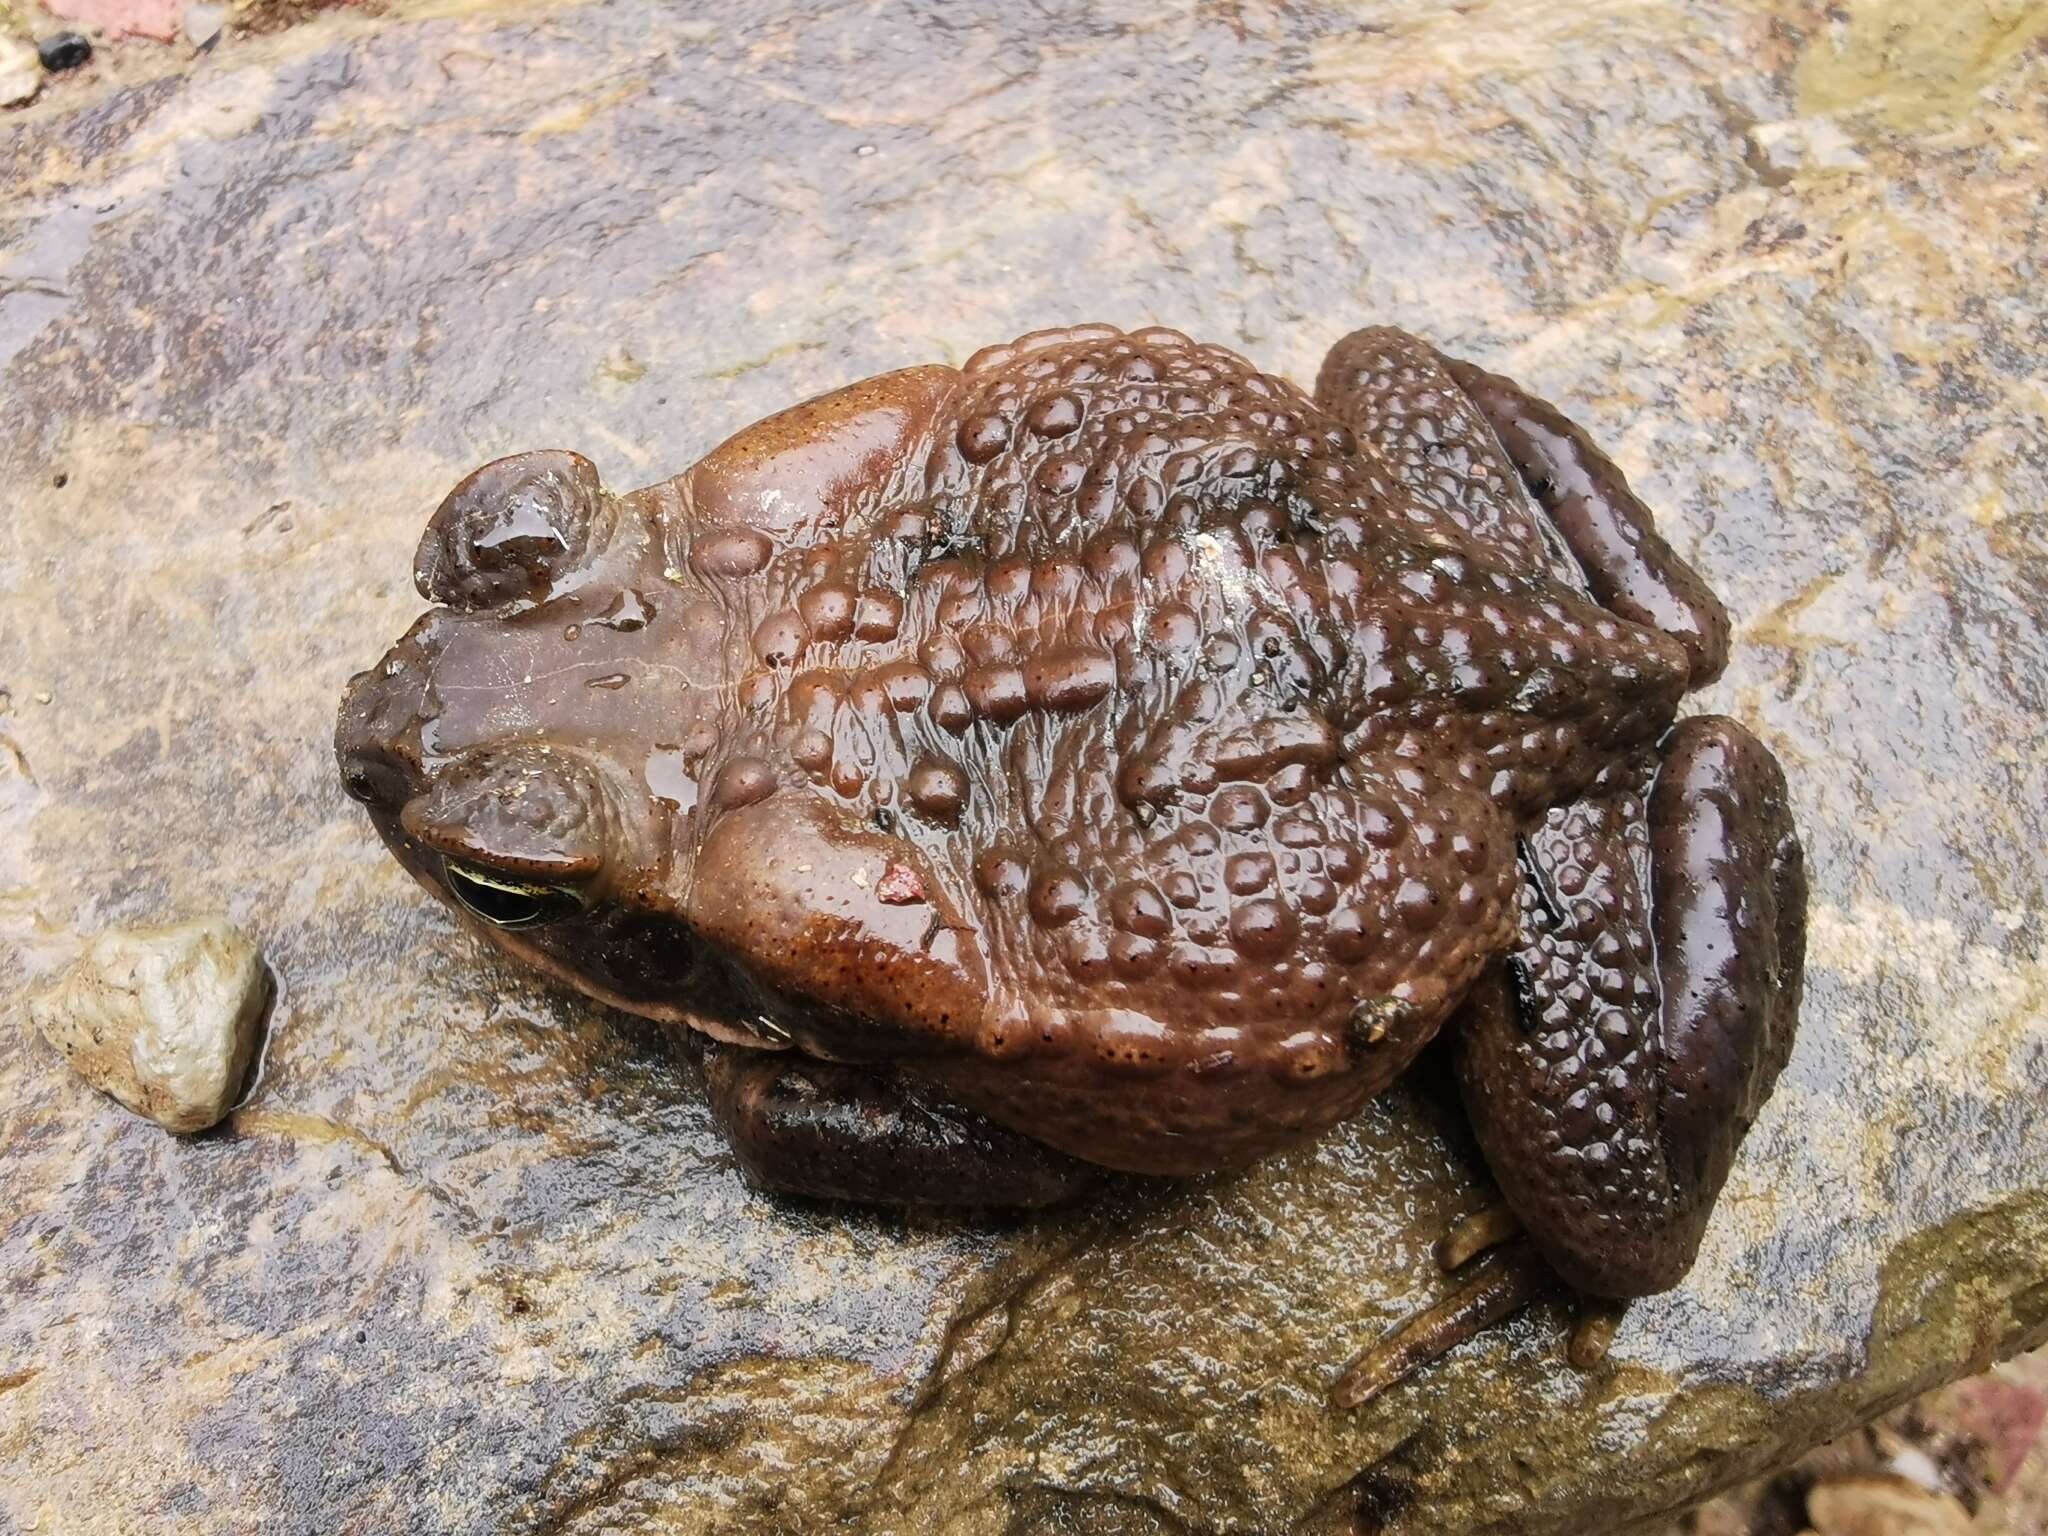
[336,324,1806,1397]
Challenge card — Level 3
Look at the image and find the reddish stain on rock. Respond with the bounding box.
[42,0,182,40]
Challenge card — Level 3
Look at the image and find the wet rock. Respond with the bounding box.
[28,918,268,1133]
[36,32,93,72]
[0,1,2044,1532]
[0,32,39,105]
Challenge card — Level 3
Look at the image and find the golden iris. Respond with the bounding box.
[444,861,585,929]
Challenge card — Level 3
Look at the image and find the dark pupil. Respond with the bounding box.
[445,863,579,929]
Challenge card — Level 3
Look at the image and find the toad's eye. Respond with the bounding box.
[444,861,586,929]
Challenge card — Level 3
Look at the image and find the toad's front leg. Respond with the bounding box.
[702,1043,1097,1208]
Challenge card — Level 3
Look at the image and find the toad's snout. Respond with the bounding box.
[333,611,453,816]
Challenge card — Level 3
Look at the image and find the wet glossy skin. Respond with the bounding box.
[336,324,1805,1301]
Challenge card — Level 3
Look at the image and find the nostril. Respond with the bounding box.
[337,751,411,811]
[342,764,384,804]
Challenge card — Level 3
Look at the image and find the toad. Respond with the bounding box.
[336,325,1805,1401]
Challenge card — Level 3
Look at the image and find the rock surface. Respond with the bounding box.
[28,917,268,1132]
[1,1,2045,1532]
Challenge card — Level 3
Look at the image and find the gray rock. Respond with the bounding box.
[28,918,268,1133]
[0,31,39,106]
[0,1,2044,1532]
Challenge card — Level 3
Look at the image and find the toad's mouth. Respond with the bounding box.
[415,851,800,1055]
[345,769,801,1055]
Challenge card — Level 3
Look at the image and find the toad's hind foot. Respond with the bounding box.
[1331,1206,1631,1409]
[1330,1241,1552,1409]
[1568,1298,1629,1370]
[1433,1200,1522,1271]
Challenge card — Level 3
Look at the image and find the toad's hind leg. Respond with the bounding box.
[701,1043,1096,1208]
[1333,720,1802,1405]
[1439,351,1730,688]
[1458,715,1806,1299]
[1316,327,1730,688]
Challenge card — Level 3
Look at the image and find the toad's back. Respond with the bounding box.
[666,324,1692,1173]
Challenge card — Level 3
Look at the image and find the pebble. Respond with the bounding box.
[182,5,226,50]
[0,33,40,107]
[38,31,92,71]
[29,917,270,1133]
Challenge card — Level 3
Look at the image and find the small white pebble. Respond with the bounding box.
[1885,1445,1944,1493]
[29,918,269,1134]
[182,0,227,48]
